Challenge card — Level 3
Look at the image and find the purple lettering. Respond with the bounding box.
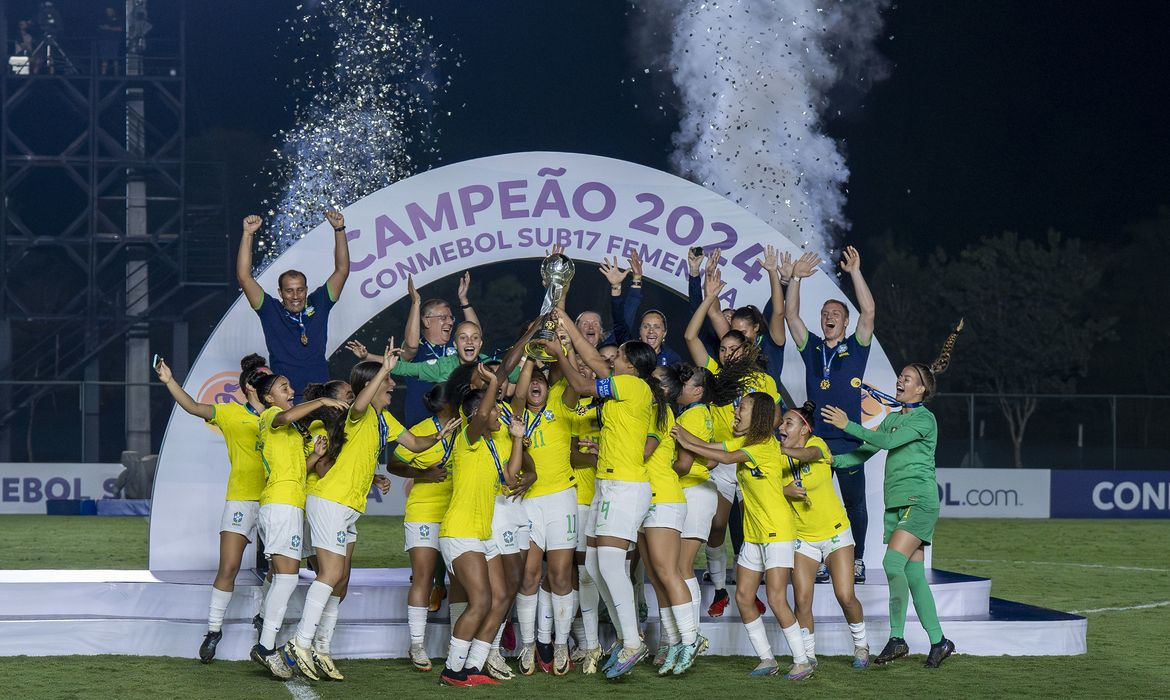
[415,246,442,272]
[571,182,617,222]
[360,278,380,299]
[348,229,375,272]
[375,215,413,257]
[498,180,530,219]
[440,241,458,263]
[532,177,571,218]
[46,477,70,500]
[458,184,494,226]
[405,193,456,242]
[24,478,42,502]
[2,478,16,501]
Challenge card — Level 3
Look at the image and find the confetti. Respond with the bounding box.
[255,0,453,266]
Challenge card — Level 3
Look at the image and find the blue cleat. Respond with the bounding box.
[605,643,648,679]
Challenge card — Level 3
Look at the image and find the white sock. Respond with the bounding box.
[445,636,471,672]
[571,613,586,650]
[552,592,575,645]
[849,621,867,648]
[537,588,554,644]
[672,602,698,645]
[598,546,639,651]
[466,638,490,671]
[449,601,468,631]
[660,605,680,645]
[706,544,726,590]
[685,577,702,630]
[578,564,600,649]
[744,616,773,662]
[259,573,298,650]
[782,622,809,664]
[294,580,334,649]
[801,628,816,658]
[260,575,272,599]
[408,605,428,645]
[207,587,232,633]
[314,595,341,654]
[586,548,621,643]
[516,592,538,645]
[492,621,506,652]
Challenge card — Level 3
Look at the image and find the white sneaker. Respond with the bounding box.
[409,642,432,672]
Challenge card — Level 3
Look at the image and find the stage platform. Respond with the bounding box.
[0,567,1086,658]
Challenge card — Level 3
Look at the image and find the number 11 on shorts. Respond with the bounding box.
[566,514,577,535]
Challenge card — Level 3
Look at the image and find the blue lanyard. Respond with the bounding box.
[523,408,544,439]
[498,402,513,429]
[861,383,923,410]
[431,416,454,467]
[821,342,846,379]
[376,410,389,460]
[285,309,307,344]
[787,454,802,487]
[419,339,450,361]
[245,402,260,417]
[680,401,705,414]
[483,435,508,485]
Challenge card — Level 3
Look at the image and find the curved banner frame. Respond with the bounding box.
[149,152,896,570]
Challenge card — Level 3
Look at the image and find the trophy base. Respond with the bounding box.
[524,340,558,363]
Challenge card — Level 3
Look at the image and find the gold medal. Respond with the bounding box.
[300,333,309,346]
[820,378,831,390]
[851,377,862,388]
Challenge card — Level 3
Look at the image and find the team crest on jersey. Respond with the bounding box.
[543,409,555,421]
[419,524,431,538]
[801,465,811,475]
[232,511,244,526]
[503,530,515,545]
[291,534,302,549]
[794,540,802,550]
[336,531,346,545]
[305,305,316,317]
[425,359,438,365]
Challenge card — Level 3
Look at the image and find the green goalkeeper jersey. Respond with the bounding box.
[835,407,939,509]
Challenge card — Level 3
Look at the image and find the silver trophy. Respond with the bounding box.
[524,253,576,362]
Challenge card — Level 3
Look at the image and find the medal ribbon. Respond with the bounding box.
[376,410,390,460]
[431,415,455,467]
[821,342,846,379]
[523,408,543,439]
[861,383,923,410]
[285,309,307,345]
[483,434,508,485]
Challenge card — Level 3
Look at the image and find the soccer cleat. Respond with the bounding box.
[754,596,766,614]
[518,642,537,676]
[707,589,730,617]
[696,634,710,656]
[537,641,555,673]
[486,649,515,680]
[924,637,956,668]
[671,641,701,676]
[815,562,830,584]
[602,641,622,673]
[553,643,572,675]
[284,640,320,681]
[312,651,344,681]
[785,661,814,680]
[874,637,910,665]
[250,643,292,680]
[439,666,472,687]
[852,645,870,669]
[807,654,818,668]
[199,630,222,663]
[652,644,669,666]
[605,643,648,679]
[657,644,680,675]
[854,559,866,584]
[463,667,501,686]
[570,644,587,665]
[410,642,432,671]
[428,584,446,613]
[749,659,779,676]
[581,646,603,675]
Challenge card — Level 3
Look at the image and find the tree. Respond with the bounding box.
[934,230,1115,467]
[864,234,935,368]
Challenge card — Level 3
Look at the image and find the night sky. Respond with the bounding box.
[181,0,1170,253]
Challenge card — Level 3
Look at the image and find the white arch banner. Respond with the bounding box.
[150,152,896,571]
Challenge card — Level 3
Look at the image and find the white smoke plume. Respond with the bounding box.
[636,0,891,253]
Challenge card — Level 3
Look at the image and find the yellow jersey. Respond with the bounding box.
[206,402,266,501]
[394,416,455,523]
[645,409,684,504]
[440,427,503,540]
[596,374,654,483]
[726,434,794,543]
[676,403,714,489]
[705,356,780,442]
[258,406,311,508]
[782,436,849,541]
[570,397,601,506]
[523,381,577,499]
[309,407,403,513]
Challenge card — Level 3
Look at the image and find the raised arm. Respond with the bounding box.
[511,357,534,419]
[685,270,723,366]
[154,360,214,421]
[553,308,610,379]
[784,251,822,349]
[236,215,265,310]
[350,339,398,419]
[457,271,481,329]
[600,256,632,344]
[272,397,348,428]
[399,275,421,362]
[761,245,786,347]
[323,210,351,301]
[671,424,748,464]
[823,405,927,452]
[467,365,500,443]
[702,250,731,338]
[624,250,645,335]
[496,316,543,383]
[840,246,875,345]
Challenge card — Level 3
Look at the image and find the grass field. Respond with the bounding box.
[1,516,1167,699]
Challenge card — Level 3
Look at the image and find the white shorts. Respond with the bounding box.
[439,536,498,576]
[795,528,856,564]
[492,495,531,556]
[738,540,795,573]
[524,487,578,552]
[219,500,259,541]
[682,481,719,541]
[591,479,652,542]
[576,503,592,553]
[642,501,686,532]
[710,463,740,503]
[305,495,360,556]
[405,521,442,551]
[258,503,304,560]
